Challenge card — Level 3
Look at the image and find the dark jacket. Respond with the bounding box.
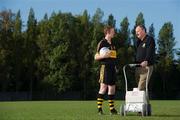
[136,35,155,65]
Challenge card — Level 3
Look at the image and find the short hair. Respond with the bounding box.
[136,25,146,33]
[104,26,114,35]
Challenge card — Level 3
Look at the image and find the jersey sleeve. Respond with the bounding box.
[97,40,106,53]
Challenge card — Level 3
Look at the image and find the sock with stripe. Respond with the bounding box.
[97,93,104,112]
[108,95,115,111]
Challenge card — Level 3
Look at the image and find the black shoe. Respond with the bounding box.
[110,108,118,115]
[98,108,104,115]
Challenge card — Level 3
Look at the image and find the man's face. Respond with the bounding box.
[109,28,115,38]
[135,26,145,40]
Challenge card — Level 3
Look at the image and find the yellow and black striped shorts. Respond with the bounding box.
[99,64,116,85]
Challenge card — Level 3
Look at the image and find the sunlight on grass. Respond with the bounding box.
[0,100,180,120]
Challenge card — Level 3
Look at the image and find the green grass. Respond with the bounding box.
[0,100,180,120]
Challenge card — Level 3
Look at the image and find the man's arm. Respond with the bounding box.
[141,37,155,67]
[94,52,110,61]
[145,37,155,62]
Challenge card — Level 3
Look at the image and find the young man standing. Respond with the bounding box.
[94,26,118,115]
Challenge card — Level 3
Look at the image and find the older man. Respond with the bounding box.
[135,25,155,102]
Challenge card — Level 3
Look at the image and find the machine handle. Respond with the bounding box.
[123,64,149,93]
[128,64,141,68]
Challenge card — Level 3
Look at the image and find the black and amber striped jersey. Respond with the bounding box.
[97,38,117,65]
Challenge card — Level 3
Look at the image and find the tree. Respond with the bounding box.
[148,23,156,52]
[158,22,175,59]
[76,10,95,99]
[12,10,24,92]
[35,13,52,92]
[177,49,180,70]
[25,8,38,99]
[0,10,15,91]
[46,12,79,92]
[157,22,176,99]
[91,8,104,57]
[119,17,131,46]
[148,23,155,38]
[107,14,116,27]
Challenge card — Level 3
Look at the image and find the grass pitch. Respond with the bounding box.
[0,100,180,120]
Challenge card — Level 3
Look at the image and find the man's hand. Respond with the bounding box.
[102,51,111,58]
[94,53,100,60]
[140,61,148,67]
[94,51,110,60]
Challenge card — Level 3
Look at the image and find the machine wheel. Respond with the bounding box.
[120,104,126,116]
[147,104,152,116]
[142,104,147,116]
